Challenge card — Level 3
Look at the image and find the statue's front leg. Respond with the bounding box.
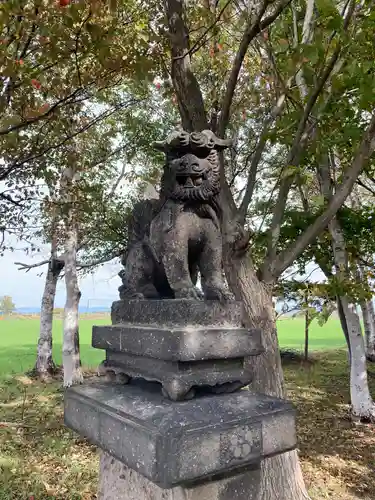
[199,227,233,301]
[162,235,200,300]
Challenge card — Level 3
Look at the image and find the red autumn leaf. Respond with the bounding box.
[39,103,50,113]
[155,82,161,89]
[31,79,41,90]
[59,0,70,5]
[217,43,223,51]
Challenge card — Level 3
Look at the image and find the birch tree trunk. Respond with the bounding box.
[328,218,375,420]
[62,166,83,387]
[318,155,375,420]
[361,299,375,362]
[63,221,83,386]
[33,256,64,377]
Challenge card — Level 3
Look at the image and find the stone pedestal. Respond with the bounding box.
[94,300,263,400]
[64,299,297,500]
[98,452,261,500]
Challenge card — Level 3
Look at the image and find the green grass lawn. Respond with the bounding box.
[1,351,374,499]
[1,315,373,500]
[0,314,347,376]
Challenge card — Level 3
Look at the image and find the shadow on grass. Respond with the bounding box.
[0,368,99,499]
[1,348,374,499]
[283,350,375,499]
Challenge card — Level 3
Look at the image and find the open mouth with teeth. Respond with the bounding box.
[176,174,204,188]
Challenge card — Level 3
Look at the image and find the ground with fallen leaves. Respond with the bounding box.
[0,351,374,499]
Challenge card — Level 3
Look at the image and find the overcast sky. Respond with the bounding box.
[0,240,122,309]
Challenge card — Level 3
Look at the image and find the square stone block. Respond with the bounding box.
[92,324,263,362]
[64,382,296,488]
[111,300,245,327]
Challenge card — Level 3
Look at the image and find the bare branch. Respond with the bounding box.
[274,111,375,278]
[76,249,122,270]
[15,259,50,271]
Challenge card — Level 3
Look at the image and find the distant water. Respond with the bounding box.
[13,306,110,314]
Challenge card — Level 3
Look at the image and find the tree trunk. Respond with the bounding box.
[62,163,83,387]
[33,256,64,378]
[361,299,375,362]
[337,296,351,353]
[224,251,309,500]
[328,218,375,420]
[63,220,83,387]
[304,308,309,362]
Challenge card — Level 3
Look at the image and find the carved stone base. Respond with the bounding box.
[64,382,296,488]
[97,352,253,401]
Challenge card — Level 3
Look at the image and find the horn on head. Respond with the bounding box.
[152,129,232,152]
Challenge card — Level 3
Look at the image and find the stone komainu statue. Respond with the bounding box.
[119,129,232,301]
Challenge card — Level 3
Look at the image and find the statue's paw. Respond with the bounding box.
[120,290,145,300]
[204,287,233,302]
[174,287,201,300]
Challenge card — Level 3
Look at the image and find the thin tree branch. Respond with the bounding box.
[3,99,141,180]
[356,177,375,196]
[76,249,122,269]
[15,259,51,271]
[172,0,233,60]
[0,88,83,136]
[261,5,356,278]
[74,12,92,88]
[238,92,288,221]
[109,163,126,197]
[274,111,375,278]
[217,0,292,137]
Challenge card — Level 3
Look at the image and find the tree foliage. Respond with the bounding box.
[0,295,16,315]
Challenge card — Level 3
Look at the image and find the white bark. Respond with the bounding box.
[294,0,315,99]
[62,166,83,387]
[34,257,63,377]
[329,218,375,420]
[318,156,375,420]
[361,299,375,361]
